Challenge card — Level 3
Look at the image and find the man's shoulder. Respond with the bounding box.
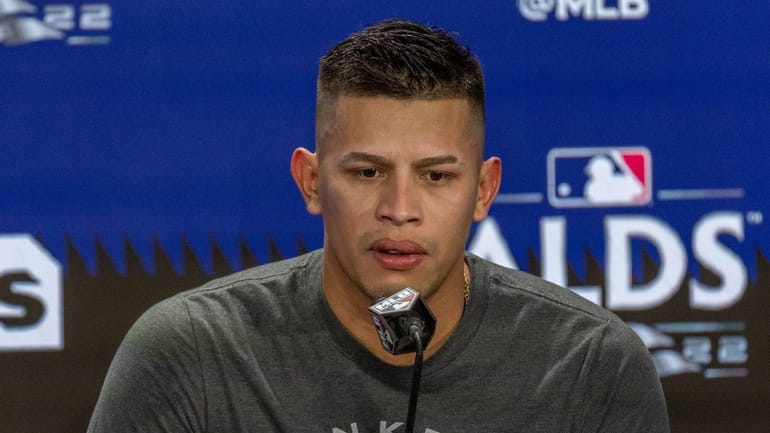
[470,253,652,364]
[141,250,322,327]
[469,253,620,325]
[183,249,321,298]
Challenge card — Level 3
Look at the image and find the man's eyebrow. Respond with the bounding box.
[339,152,460,169]
[340,152,392,167]
[413,155,459,169]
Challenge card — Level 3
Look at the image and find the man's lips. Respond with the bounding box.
[369,239,426,270]
[370,239,426,255]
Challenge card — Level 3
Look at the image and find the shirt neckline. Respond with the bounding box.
[302,250,489,390]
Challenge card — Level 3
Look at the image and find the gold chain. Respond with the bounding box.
[463,270,471,305]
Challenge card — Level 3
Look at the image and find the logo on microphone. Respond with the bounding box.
[370,288,419,314]
[547,147,652,208]
[370,315,395,353]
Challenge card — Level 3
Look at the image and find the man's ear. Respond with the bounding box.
[290,147,322,215]
[473,156,502,221]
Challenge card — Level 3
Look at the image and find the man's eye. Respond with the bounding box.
[360,168,379,178]
[427,171,445,182]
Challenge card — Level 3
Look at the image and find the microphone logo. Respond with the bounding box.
[368,288,436,355]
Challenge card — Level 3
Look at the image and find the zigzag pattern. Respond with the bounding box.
[38,234,310,277]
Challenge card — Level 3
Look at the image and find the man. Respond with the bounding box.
[88,18,669,432]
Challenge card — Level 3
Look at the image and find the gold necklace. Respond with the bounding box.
[463,270,471,305]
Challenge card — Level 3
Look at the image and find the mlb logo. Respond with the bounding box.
[547,147,652,208]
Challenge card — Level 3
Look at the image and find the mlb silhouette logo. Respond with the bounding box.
[547,147,652,208]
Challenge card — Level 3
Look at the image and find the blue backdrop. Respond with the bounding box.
[2,1,768,431]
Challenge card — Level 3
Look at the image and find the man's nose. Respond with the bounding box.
[375,175,422,225]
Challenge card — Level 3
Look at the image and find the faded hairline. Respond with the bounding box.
[314,93,485,159]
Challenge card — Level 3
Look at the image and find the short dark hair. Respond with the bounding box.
[317,18,485,119]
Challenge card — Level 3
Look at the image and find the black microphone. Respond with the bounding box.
[368,287,436,355]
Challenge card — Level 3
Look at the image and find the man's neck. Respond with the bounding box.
[323,263,468,366]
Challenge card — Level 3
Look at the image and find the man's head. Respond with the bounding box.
[292,19,500,305]
[315,18,485,156]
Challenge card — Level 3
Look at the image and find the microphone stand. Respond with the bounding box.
[404,327,424,433]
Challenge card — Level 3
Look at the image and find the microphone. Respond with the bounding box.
[368,287,437,355]
[369,288,436,433]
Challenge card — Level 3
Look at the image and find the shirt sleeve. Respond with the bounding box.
[87,294,206,433]
[584,318,670,433]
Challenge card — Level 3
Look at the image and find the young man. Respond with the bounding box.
[89,19,669,432]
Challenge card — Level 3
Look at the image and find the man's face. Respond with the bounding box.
[299,96,499,301]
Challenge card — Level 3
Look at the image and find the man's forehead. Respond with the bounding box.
[331,94,474,113]
[316,95,484,156]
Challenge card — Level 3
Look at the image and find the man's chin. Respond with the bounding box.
[358,282,436,302]
[358,285,404,301]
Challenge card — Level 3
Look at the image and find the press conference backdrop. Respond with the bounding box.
[1,1,768,431]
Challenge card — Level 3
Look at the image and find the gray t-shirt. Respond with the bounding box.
[88,250,669,433]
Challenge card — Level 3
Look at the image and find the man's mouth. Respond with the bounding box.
[371,239,425,255]
[370,239,425,270]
